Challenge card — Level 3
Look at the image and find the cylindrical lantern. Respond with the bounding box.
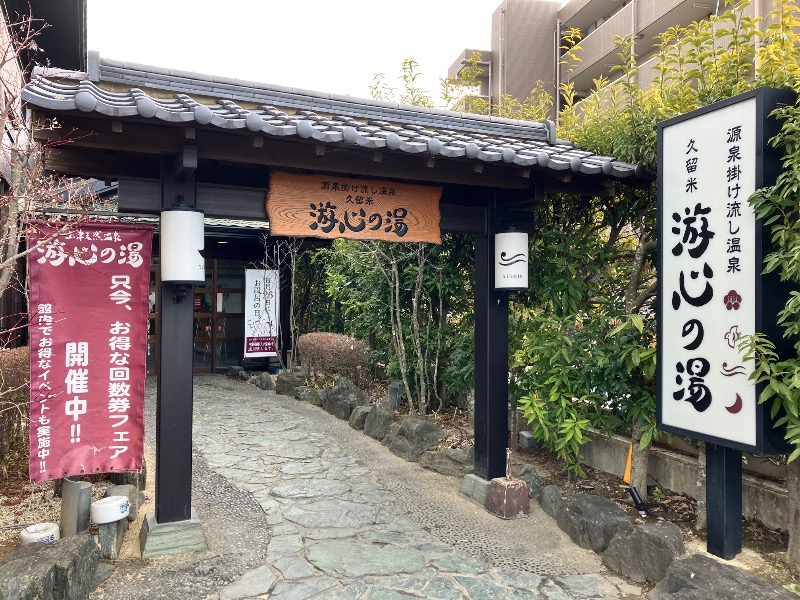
[160,206,205,285]
[495,230,529,291]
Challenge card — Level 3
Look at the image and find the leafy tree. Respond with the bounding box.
[313,4,800,535]
[319,234,474,415]
[445,51,553,121]
[370,58,434,108]
[742,1,800,557]
[511,0,800,500]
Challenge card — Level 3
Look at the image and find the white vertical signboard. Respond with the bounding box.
[244,269,279,358]
[659,97,758,447]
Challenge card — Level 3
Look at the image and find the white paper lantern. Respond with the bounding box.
[160,207,205,285]
[495,231,528,291]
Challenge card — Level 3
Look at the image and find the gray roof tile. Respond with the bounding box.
[21,59,650,184]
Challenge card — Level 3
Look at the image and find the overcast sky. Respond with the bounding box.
[86,0,559,105]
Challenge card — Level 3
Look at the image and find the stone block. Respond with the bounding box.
[540,485,565,520]
[419,447,474,477]
[381,418,444,462]
[556,494,634,553]
[486,478,530,519]
[650,554,797,600]
[348,405,371,430]
[59,478,92,537]
[105,484,139,522]
[98,517,129,560]
[91,563,116,590]
[227,365,245,377]
[602,520,685,583]
[460,473,491,507]
[293,385,312,402]
[510,410,529,445]
[514,464,543,498]
[109,457,147,491]
[363,399,395,441]
[275,372,303,396]
[139,509,207,559]
[60,479,92,537]
[323,378,369,421]
[0,534,99,600]
[250,372,275,391]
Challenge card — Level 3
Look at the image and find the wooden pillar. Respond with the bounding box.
[155,150,197,523]
[473,198,509,480]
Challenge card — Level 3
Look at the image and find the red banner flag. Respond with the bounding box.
[27,222,153,482]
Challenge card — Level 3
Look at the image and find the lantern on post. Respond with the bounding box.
[494,228,528,291]
[160,204,205,302]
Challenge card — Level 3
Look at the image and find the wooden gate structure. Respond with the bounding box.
[22,53,647,538]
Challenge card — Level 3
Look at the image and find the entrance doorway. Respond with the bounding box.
[192,259,248,373]
[147,258,251,375]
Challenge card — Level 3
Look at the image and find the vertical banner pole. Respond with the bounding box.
[706,443,742,559]
[156,153,197,523]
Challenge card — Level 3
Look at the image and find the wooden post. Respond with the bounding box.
[473,198,509,481]
[279,245,292,369]
[155,151,197,523]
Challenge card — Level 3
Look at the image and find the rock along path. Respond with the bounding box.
[93,375,645,599]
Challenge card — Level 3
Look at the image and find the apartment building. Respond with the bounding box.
[448,0,774,117]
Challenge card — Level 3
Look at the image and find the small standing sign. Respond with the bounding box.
[244,269,279,358]
[657,87,795,558]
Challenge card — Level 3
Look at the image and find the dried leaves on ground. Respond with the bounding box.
[0,475,112,562]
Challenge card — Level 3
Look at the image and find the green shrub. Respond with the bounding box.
[0,346,29,479]
[297,332,369,385]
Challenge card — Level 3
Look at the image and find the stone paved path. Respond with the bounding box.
[93,375,645,599]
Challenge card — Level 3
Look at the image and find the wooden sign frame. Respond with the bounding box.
[266,171,442,244]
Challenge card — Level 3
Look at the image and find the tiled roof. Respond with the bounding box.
[22,56,648,182]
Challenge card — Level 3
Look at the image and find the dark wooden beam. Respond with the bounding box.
[197,131,532,189]
[44,147,160,179]
[538,177,616,197]
[118,179,268,220]
[173,145,198,182]
[440,203,485,234]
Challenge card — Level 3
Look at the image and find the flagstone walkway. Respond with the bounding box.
[92,375,645,599]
